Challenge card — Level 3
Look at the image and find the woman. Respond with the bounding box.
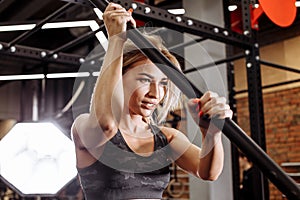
[71,3,233,199]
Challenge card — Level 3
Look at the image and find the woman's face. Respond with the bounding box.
[123,59,168,118]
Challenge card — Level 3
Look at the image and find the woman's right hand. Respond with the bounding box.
[102,3,136,38]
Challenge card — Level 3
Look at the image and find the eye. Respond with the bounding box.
[159,80,168,86]
[137,78,151,84]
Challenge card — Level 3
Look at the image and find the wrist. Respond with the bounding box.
[108,33,127,44]
[106,35,127,55]
[202,128,222,140]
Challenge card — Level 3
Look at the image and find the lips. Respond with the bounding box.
[141,100,158,110]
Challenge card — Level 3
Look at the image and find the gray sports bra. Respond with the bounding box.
[77,124,171,200]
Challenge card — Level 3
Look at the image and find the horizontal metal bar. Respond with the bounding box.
[111,0,253,48]
[7,3,74,47]
[184,53,246,73]
[64,0,253,48]
[260,60,300,74]
[0,42,83,66]
[286,173,300,177]
[235,78,300,94]
[281,162,300,167]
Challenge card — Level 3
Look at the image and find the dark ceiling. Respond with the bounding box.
[0,0,299,77]
[0,0,184,75]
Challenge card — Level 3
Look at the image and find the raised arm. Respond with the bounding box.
[72,3,135,149]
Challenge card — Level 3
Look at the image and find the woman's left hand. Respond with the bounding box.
[187,91,233,132]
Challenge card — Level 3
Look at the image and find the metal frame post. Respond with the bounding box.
[241,0,269,199]
[222,0,241,199]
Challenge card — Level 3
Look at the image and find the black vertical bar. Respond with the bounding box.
[241,0,269,199]
[246,40,270,200]
[241,0,252,37]
[223,0,241,199]
[39,65,48,119]
[228,61,241,200]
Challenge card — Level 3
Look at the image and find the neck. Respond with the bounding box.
[119,112,150,135]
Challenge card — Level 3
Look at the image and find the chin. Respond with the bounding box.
[140,109,154,118]
[141,112,153,118]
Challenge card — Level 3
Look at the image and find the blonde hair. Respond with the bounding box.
[122,34,182,124]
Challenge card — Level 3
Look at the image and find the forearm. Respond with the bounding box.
[198,130,224,180]
[90,37,126,131]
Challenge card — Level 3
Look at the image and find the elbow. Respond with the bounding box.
[198,170,221,181]
[200,174,219,181]
[97,118,118,136]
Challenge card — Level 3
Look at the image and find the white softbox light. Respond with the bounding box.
[0,122,77,196]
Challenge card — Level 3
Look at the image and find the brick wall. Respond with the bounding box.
[236,87,300,199]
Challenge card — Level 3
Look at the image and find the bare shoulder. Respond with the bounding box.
[71,116,104,168]
[71,121,85,150]
[159,126,185,143]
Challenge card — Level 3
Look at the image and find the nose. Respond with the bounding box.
[148,82,160,99]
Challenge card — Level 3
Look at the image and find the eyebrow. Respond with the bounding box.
[137,73,168,81]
